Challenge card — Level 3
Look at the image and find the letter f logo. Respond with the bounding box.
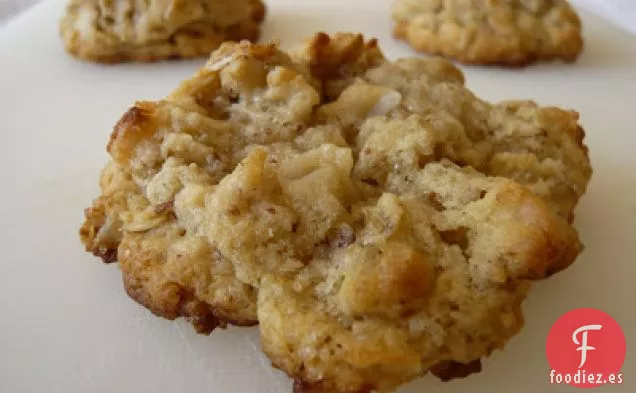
[572,324,602,368]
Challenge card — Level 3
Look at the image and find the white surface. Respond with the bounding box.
[573,0,636,35]
[0,1,635,392]
[0,0,40,25]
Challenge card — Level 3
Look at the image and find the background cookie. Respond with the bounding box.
[392,0,583,66]
[60,0,265,63]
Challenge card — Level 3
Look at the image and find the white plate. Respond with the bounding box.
[0,1,634,392]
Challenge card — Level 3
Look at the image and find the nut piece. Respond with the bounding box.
[338,242,433,318]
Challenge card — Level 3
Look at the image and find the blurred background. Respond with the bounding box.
[1,0,635,34]
[0,0,39,25]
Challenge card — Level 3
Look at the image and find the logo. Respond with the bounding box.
[546,308,626,388]
[573,324,602,368]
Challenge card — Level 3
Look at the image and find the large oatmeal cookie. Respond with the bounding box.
[60,0,265,63]
[80,33,590,391]
[392,0,583,66]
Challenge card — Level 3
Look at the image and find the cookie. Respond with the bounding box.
[392,0,583,66]
[60,0,265,63]
[80,33,591,391]
[259,161,580,392]
[80,160,258,333]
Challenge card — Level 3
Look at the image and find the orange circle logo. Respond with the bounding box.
[546,308,626,387]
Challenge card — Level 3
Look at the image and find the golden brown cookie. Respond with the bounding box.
[392,0,583,66]
[60,0,265,63]
[80,33,591,391]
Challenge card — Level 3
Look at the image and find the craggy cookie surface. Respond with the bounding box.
[60,0,265,63]
[81,33,591,392]
[392,0,583,66]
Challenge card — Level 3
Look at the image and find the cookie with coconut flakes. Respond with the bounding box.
[80,32,590,392]
[392,0,583,66]
[60,0,265,63]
